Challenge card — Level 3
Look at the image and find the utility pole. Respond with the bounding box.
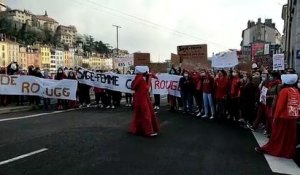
[112,25,121,56]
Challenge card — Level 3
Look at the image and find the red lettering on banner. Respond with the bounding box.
[166,81,171,89]
[160,81,165,89]
[171,81,177,90]
[155,80,160,89]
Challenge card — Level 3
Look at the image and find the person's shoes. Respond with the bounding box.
[209,116,214,120]
[150,133,158,137]
[156,106,160,110]
[226,115,231,120]
[247,124,255,131]
[263,130,268,135]
[178,107,182,111]
[255,147,264,154]
[111,105,115,109]
[196,112,202,117]
[201,115,208,119]
[106,106,111,109]
[238,118,245,123]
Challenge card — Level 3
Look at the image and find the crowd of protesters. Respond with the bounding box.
[167,64,300,159]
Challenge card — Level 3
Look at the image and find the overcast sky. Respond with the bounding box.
[8,0,286,62]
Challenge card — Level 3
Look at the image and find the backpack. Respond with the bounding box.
[287,88,300,118]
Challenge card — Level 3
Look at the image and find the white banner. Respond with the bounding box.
[0,75,78,100]
[212,51,239,68]
[77,70,182,97]
[273,54,285,71]
[151,74,181,97]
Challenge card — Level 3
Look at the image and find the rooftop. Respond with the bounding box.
[35,15,58,23]
[57,25,77,32]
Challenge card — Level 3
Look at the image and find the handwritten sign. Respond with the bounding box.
[272,54,285,70]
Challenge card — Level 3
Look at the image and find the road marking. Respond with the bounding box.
[252,132,300,175]
[0,148,48,166]
[0,109,77,122]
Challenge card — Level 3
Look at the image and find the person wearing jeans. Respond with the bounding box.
[201,70,215,119]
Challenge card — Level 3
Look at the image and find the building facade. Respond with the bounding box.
[0,0,6,12]
[40,46,51,69]
[241,18,282,60]
[27,49,41,69]
[56,25,77,47]
[33,11,58,32]
[89,56,102,69]
[100,58,113,70]
[19,47,27,69]
[0,41,7,67]
[282,1,300,72]
[6,9,33,25]
[50,49,64,73]
[7,40,19,64]
[63,49,74,69]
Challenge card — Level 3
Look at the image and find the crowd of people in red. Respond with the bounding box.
[167,65,300,159]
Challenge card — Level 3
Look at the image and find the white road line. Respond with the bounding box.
[252,132,300,175]
[0,148,48,166]
[0,109,77,122]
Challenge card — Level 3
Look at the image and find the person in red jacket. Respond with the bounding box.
[129,66,160,137]
[256,74,300,159]
[215,70,228,119]
[192,71,203,115]
[227,70,241,121]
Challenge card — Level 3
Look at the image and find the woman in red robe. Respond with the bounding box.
[255,74,300,159]
[129,66,160,137]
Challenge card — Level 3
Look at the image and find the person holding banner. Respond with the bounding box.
[129,66,159,137]
[67,70,78,109]
[168,66,178,112]
[55,68,67,110]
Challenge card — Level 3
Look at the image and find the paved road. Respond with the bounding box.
[0,104,283,175]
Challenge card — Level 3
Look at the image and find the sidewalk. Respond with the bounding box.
[0,105,33,115]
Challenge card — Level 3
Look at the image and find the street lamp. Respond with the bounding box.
[112,25,121,56]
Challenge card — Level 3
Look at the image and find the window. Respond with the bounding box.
[2,45,5,51]
[2,53,5,58]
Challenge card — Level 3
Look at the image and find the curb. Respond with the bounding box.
[0,106,33,115]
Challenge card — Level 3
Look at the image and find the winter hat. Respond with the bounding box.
[134,66,149,74]
[281,74,298,85]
